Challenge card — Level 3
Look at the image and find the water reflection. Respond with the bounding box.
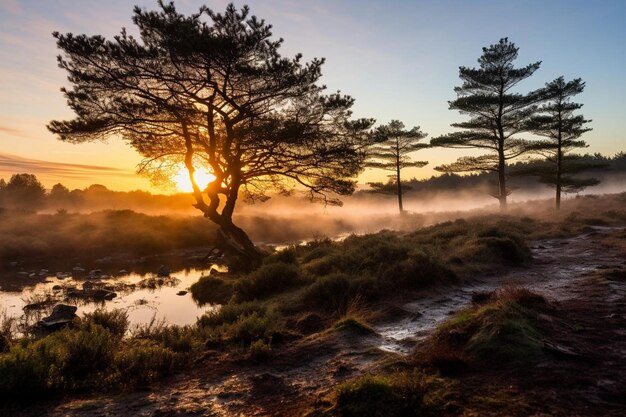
[0,265,227,330]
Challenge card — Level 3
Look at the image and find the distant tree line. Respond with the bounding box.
[362,152,624,198]
[0,174,194,212]
[1,152,623,213]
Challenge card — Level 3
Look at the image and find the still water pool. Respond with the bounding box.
[0,266,225,330]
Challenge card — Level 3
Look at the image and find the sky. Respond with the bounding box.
[1,0,625,192]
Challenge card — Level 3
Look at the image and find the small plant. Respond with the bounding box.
[248,339,273,362]
[332,369,455,417]
[81,309,129,338]
[113,340,176,386]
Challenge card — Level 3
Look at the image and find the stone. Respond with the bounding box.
[93,289,117,301]
[176,290,188,296]
[38,304,77,328]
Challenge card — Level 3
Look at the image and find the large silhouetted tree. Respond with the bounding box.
[365,120,428,212]
[523,77,598,209]
[48,2,374,268]
[431,38,542,209]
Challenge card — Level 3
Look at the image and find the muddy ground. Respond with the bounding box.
[5,226,626,417]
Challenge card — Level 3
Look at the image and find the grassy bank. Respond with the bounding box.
[0,209,217,265]
[2,193,626,406]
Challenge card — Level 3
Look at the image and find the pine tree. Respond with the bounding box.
[47,2,374,268]
[366,120,428,212]
[523,77,598,209]
[431,38,542,209]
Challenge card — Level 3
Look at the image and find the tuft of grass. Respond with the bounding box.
[332,317,376,336]
[332,369,457,417]
[248,339,273,362]
[430,287,547,366]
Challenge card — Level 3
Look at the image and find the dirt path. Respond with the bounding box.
[10,226,626,417]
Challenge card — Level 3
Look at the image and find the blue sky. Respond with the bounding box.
[1,0,625,190]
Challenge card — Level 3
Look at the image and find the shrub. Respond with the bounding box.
[301,245,336,264]
[333,370,455,417]
[61,324,117,385]
[0,324,117,396]
[380,251,456,290]
[264,247,298,265]
[197,301,267,328]
[81,309,129,338]
[248,339,273,362]
[219,309,281,346]
[132,317,196,353]
[113,340,176,386]
[235,262,300,300]
[190,275,234,305]
[197,301,281,346]
[299,273,353,313]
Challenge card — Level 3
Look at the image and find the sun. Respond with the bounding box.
[173,165,216,192]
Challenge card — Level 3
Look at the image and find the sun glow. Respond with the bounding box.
[173,166,216,192]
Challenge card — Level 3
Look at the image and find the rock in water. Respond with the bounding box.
[157,265,170,277]
[93,289,117,301]
[38,304,77,328]
[176,290,188,296]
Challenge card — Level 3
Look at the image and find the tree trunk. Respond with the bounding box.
[498,145,507,211]
[216,220,264,271]
[396,165,403,213]
[556,136,563,210]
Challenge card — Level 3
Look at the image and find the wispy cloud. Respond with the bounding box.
[0,125,31,139]
[0,153,136,180]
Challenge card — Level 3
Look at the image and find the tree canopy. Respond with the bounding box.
[431,38,542,209]
[366,120,428,212]
[520,77,599,208]
[48,2,374,267]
